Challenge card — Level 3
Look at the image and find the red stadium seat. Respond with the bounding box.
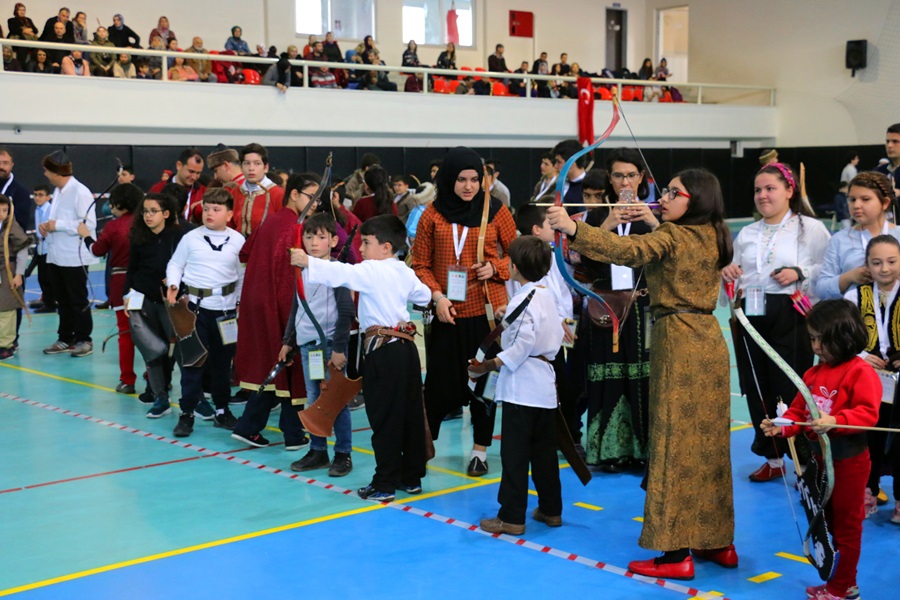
[432,78,448,93]
[242,69,261,85]
[448,80,461,93]
[595,86,612,100]
[473,67,486,81]
[492,81,510,96]
[633,86,644,102]
[459,65,472,80]
[621,86,634,101]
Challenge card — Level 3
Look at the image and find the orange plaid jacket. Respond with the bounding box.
[412,204,517,318]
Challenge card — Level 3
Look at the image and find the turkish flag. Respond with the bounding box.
[447,4,459,44]
[577,77,594,145]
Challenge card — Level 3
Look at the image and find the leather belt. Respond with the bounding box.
[364,323,416,355]
[187,281,237,299]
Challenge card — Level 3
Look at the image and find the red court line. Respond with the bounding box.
[2,391,729,599]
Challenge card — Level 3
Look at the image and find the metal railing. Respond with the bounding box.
[0,38,776,106]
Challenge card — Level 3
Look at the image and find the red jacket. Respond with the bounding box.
[228,183,284,237]
[88,212,134,307]
[352,194,397,223]
[781,357,881,440]
[149,180,206,223]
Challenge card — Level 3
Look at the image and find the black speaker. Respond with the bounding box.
[846,40,867,73]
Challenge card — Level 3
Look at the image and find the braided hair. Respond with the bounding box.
[848,171,895,209]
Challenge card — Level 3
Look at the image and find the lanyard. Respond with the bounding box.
[617,222,632,237]
[756,210,792,274]
[873,282,898,358]
[0,173,12,196]
[859,220,890,253]
[452,224,469,265]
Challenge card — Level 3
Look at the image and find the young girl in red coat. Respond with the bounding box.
[762,299,880,600]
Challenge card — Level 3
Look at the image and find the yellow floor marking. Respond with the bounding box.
[573,502,602,511]
[690,592,724,599]
[0,362,121,394]
[527,489,538,496]
[748,571,781,583]
[632,516,644,522]
[404,477,502,502]
[730,424,752,432]
[0,504,383,597]
[775,551,809,564]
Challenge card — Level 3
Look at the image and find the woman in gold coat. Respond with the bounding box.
[548,168,736,581]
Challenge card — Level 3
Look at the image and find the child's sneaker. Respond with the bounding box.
[173,414,194,437]
[328,452,353,477]
[891,501,900,524]
[146,397,171,418]
[42,340,71,354]
[0,347,15,360]
[213,409,237,430]
[357,484,394,502]
[864,488,878,518]
[70,341,93,357]
[231,431,270,448]
[467,456,488,477]
[284,435,310,451]
[193,398,215,421]
[806,584,859,600]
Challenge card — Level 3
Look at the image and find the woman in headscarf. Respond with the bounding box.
[412,147,517,477]
[225,26,250,55]
[8,3,39,38]
[149,16,175,47]
[108,14,140,48]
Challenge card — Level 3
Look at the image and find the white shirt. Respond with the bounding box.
[840,163,858,184]
[507,254,574,321]
[732,214,830,297]
[495,283,564,408]
[45,177,99,267]
[295,270,337,345]
[166,226,245,310]
[34,202,53,255]
[306,256,431,330]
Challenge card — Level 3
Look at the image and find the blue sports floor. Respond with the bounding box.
[0,266,896,600]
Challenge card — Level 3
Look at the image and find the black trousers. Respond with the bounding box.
[234,390,305,446]
[179,306,235,414]
[735,295,813,460]
[35,255,57,308]
[553,348,581,444]
[497,403,562,525]
[363,339,426,492]
[867,401,899,497]
[425,316,497,447]
[48,264,92,343]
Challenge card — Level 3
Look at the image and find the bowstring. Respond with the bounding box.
[615,99,663,198]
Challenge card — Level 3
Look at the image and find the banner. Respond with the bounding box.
[576,77,594,145]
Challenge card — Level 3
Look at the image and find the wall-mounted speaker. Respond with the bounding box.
[846,40,867,76]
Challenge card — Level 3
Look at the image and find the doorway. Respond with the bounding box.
[656,6,688,81]
[605,9,627,73]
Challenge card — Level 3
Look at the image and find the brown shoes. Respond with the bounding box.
[480,517,525,535]
[533,507,562,527]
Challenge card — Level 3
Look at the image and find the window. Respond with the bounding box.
[295,0,375,40]
[402,0,474,47]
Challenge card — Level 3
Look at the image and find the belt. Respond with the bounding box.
[186,281,237,299]
[529,354,553,364]
[652,309,713,323]
[364,323,416,355]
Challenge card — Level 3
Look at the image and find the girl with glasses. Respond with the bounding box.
[548,168,736,582]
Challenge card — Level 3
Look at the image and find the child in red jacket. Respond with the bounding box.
[762,299,880,600]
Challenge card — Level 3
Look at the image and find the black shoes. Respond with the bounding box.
[467,456,488,477]
[328,452,353,477]
[291,449,330,472]
[213,409,237,430]
[231,431,270,448]
[174,414,194,437]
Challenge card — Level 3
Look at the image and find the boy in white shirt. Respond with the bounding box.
[166,189,245,438]
[469,236,564,535]
[291,215,432,502]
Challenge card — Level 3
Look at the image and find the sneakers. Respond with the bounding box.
[231,431,270,448]
[877,488,889,505]
[43,340,71,354]
[328,452,353,477]
[480,517,525,535]
[137,388,155,405]
[532,507,562,527]
[748,462,786,482]
[348,393,365,411]
[173,414,194,437]
[70,341,93,357]
[0,347,14,360]
[290,449,330,472]
[805,585,844,600]
[864,488,878,518]
[399,482,422,494]
[115,382,136,395]
[357,485,395,502]
[193,398,215,421]
[467,456,488,477]
[229,389,250,405]
[213,409,237,430]
[146,397,172,418]
[808,584,860,600]
[284,436,310,451]
[891,501,900,525]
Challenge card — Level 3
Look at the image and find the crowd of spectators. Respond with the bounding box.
[2,5,681,100]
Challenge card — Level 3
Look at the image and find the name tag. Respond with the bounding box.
[482,371,499,401]
[127,291,145,311]
[217,317,238,345]
[308,349,326,381]
[876,368,897,404]
[611,264,634,291]
[745,286,766,316]
[447,266,468,302]
[562,318,577,349]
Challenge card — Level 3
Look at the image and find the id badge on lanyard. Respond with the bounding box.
[612,223,634,290]
[745,286,766,316]
[308,349,326,380]
[217,315,238,345]
[876,369,897,404]
[448,224,470,302]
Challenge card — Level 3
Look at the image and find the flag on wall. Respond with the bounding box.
[576,77,595,145]
[447,2,459,44]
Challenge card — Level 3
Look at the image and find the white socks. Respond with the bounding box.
[767,458,784,469]
[471,450,487,462]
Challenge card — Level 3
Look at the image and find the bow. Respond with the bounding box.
[724,282,836,580]
[293,153,333,348]
[554,97,622,351]
[478,166,496,329]
[3,202,30,323]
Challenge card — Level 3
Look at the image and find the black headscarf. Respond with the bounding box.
[434,146,502,227]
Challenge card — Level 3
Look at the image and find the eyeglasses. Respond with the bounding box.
[142,208,163,215]
[610,172,642,182]
[660,188,691,201]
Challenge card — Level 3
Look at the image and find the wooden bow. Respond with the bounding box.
[478,166,495,329]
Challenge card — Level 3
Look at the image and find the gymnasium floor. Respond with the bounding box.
[1,268,896,600]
